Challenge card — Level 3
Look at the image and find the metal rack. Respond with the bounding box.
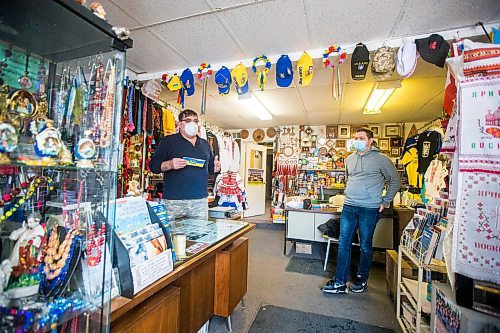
[396,232,447,333]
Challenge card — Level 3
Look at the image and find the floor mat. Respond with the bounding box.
[253,222,285,231]
[285,256,335,277]
[248,305,395,333]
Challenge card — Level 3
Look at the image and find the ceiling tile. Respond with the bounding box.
[306,111,341,126]
[298,85,342,113]
[217,0,311,57]
[100,0,141,28]
[304,0,403,48]
[126,29,191,73]
[111,0,211,26]
[393,0,500,37]
[150,15,244,66]
[253,89,305,117]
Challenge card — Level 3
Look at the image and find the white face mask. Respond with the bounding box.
[184,122,198,137]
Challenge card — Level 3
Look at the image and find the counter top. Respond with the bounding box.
[110,222,255,322]
[284,207,341,214]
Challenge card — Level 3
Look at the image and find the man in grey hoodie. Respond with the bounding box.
[322,128,400,294]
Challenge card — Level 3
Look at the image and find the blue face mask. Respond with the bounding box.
[353,140,367,152]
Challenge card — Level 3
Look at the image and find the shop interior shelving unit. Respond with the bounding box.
[0,1,132,331]
[396,232,447,333]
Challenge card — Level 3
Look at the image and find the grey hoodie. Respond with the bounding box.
[343,147,401,209]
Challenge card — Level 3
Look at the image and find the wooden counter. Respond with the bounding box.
[110,223,255,333]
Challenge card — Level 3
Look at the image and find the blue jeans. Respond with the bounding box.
[334,204,381,285]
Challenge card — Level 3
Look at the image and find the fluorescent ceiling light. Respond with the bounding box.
[238,95,272,120]
[363,81,401,115]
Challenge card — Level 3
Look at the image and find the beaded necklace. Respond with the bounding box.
[86,222,106,266]
[90,62,104,145]
[0,176,53,222]
[99,61,116,148]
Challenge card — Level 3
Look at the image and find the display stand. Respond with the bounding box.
[396,232,447,333]
[113,197,173,298]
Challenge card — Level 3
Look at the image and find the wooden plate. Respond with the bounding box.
[253,129,265,142]
[240,129,249,139]
[266,127,276,138]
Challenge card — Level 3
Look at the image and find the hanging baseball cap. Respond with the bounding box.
[397,39,418,78]
[141,79,162,102]
[215,66,232,95]
[351,43,370,80]
[415,34,450,68]
[231,63,249,95]
[371,46,396,81]
[167,74,182,91]
[276,54,294,87]
[180,68,195,96]
[297,51,314,86]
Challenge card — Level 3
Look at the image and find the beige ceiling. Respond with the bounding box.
[101,0,500,129]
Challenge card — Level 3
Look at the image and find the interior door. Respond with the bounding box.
[243,143,267,217]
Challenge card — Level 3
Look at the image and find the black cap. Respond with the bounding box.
[351,43,370,80]
[415,34,450,68]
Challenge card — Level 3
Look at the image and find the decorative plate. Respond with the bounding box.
[326,140,334,148]
[318,147,327,156]
[337,149,348,158]
[240,129,249,139]
[317,137,326,146]
[75,137,96,160]
[283,146,293,157]
[266,127,276,138]
[253,129,265,142]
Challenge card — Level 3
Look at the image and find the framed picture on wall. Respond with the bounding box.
[369,125,381,138]
[326,126,338,139]
[390,137,403,147]
[390,147,401,157]
[350,124,369,135]
[335,139,346,148]
[379,139,390,151]
[301,147,310,153]
[338,125,350,138]
[385,125,401,137]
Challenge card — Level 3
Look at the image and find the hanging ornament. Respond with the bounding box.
[197,63,212,115]
[322,45,346,100]
[18,52,32,89]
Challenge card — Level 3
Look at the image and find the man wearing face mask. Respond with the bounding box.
[150,109,221,220]
[322,128,400,294]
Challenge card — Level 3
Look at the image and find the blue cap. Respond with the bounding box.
[180,68,195,96]
[276,55,293,87]
[215,66,232,95]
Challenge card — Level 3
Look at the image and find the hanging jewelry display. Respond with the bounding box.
[35,63,48,115]
[55,66,69,130]
[90,60,104,146]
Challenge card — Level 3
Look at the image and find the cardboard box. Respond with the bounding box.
[386,249,417,303]
[295,242,312,254]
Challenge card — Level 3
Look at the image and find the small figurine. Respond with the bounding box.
[9,212,45,270]
[126,179,142,197]
[90,2,107,20]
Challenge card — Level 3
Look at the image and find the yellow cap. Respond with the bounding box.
[231,64,248,87]
[297,51,314,86]
[167,74,182,91]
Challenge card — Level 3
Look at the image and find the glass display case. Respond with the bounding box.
[0,1,132,331]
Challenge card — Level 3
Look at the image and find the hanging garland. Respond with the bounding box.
[197,63,212,115]
[252,55,272,91]
[322,45,346,99]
